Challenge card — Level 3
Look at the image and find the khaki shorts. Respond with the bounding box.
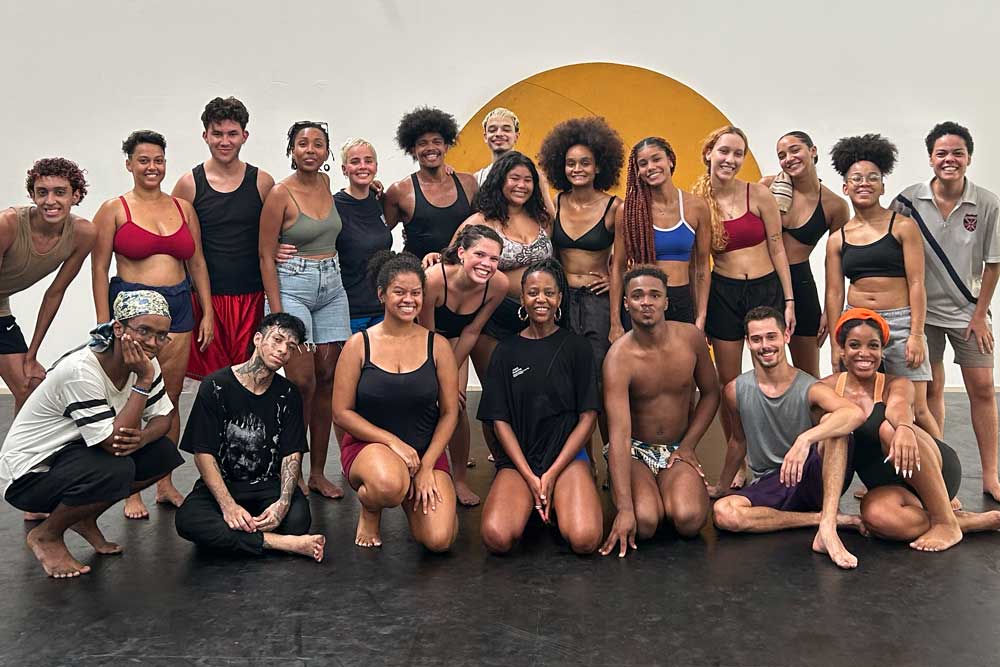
[926,321,995,368]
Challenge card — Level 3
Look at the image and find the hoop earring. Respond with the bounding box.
[556,307,563,321]
[517,306,528,321]
[323,163,331,172]
[291,159,298,170]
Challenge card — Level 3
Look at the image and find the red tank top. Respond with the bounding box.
[721,184,767,252]
[113,196,196,261]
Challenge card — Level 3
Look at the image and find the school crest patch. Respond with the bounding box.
[964,213,978,231]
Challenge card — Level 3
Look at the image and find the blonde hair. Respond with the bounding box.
[340,137,377,164]
[691,125,750,253]
[481,107,520,133]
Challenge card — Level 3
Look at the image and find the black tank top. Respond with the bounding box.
[840,212,906,282]
[403,173,472,259]
[783,191,827,247]
[355,329,440,453]
[192,163,264,294]
[434,264,490,339]
[552,193,616,252]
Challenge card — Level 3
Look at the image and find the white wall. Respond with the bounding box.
[1,0,997,388]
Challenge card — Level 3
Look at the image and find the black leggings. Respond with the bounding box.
[857,438,962,500]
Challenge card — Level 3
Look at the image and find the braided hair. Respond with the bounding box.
[691,125,750,253]
[622,137,677,266]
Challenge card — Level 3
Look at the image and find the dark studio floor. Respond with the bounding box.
[1,391,1000,667]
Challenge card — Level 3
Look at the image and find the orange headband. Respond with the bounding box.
[834,307,890,345]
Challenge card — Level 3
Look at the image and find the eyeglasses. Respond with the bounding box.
[124,323,170,344]
[847,173,883,186]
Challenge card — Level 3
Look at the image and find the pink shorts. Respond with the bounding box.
[340,433,451,486]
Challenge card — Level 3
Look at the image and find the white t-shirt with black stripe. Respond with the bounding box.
[0,347,173,493]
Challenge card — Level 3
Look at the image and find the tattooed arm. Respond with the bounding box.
[253,452,302,532]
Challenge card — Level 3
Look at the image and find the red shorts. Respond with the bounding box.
[187,291,265,380]
[340,433,451,486]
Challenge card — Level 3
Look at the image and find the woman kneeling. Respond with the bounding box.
[478,259,603,555]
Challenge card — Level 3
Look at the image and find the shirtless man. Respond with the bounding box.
[382,107,478,261]
[711,306,867,569]
[172,96,275,380]
[600,266,721,557]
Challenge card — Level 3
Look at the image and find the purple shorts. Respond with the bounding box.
[735,444,854,512]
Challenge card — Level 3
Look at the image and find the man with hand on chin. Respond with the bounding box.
[710,306,866,569]
[174,312,325,562]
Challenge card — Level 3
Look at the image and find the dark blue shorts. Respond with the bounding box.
[109,276,195,333]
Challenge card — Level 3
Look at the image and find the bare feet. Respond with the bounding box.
[812,525,859,570]
[837,513,868,536]
[123,493,149,520]
[308,474,345,500]
[71,518,123,555]
[355,508,383,548]
[27,526,91,578]
[955,509,1000,533]
[982,481,1000,503]
[951,497,963,510]
[910,521,963,552]
[853,488,868,500]
[23,512,49,521]
[730,467,746,489]
[454,481,481,507]
[154,483,185,508]
[287,534,326,562]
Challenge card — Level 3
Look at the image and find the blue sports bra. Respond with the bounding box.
[653,192,696,262]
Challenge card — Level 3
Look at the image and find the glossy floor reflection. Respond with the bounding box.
[1,392,998,666]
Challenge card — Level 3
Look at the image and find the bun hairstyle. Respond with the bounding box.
[441,224,503,265]
[368,250,425,293]
[521,257,568,297]
[623,136,677,265]
[780,131,818,164]
[691,125,750,253]
[830,134,898,178]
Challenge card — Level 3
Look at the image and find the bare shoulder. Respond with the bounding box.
[490,270,510,294]
[173,170,196,198]
[340,330,365,357]
[817,372,838,389]
[760,174,777,187]
[0,207,18,227]
[892,212,920,237]
[71,214,97,241]
[685,192,710,218]
[748,180,773,201]
[455,172,478,190]
[387,175,414,198]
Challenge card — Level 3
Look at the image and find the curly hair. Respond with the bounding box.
[395,107,459,156]
[368,250,425,293]
[441,224,503,265]
[622,137,677,265]
[521,257,568,297]
[472,151,551,226]
[691,126,750,253]
[122,130,166,158]
[537,117,625,192]
[830,134,898,177]
[25,157,88,204]
[201,96,249,129]
[925,121,973,157]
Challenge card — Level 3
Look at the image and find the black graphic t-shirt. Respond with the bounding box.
[180,368,307,493]
[477,328,600,475]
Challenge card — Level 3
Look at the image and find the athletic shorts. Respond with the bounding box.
[734,444,854,512]
[482,296,528,340]
[4,436,183,514]
[350,314,384,334]
[0,315,28,355]
[109,276,194,333]
[565,287,611,379]
[875,307,932,381]
[621,284,696,330]
[789,261,821,338]
[339,433,451,487]
[187,291,265,380]
[926,321,995,368]
[855,437,961,500]
[268,255,351,345]
[705,271,784,342]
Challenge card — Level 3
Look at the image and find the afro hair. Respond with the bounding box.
[537,116,625,192]
[395,107,459,156]
[830,134,898,177]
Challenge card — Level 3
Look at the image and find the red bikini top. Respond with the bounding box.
[721,184,767,253]
[113,196,195,261]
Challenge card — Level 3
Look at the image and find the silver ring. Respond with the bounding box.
[534,505,542,510]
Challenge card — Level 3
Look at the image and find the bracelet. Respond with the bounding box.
[131,385,150,396]
[784,298,795,303]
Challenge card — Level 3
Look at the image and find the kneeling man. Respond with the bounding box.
[601,267,721,557]
[1,290,181,578]
[175,313,324,562]
[711,306,866,569]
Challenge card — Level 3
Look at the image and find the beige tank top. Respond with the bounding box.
[0,207,77,316]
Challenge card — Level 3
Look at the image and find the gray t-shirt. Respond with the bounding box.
[894,179,1000,328]
[735,369,816,480]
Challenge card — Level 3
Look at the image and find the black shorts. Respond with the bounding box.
[109,276,195,333]
[4,436,183,513]
[789,261,821,338]
[705,271,783,342]
[565,287,611,379]
[855,437,961,500]
[622,284,695,330]
[482,296,528,340]
[0,315,28,354]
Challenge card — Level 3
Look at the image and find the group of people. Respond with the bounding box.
[0,96,997,578]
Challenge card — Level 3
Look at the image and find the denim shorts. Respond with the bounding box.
[875,306,932,381]
[268,255,351,344]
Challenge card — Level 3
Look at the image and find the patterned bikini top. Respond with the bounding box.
[497,226,553,271]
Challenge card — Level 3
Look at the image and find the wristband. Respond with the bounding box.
[131,385,150,396]
[784,298,795,302]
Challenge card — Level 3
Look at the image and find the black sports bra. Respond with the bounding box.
[783,190,828,247]
[433,264,490,339]
[552,194,615,252]
[840,213,906,282]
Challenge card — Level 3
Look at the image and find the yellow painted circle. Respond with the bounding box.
[448,62,761,195]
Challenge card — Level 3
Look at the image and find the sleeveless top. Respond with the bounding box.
[552,194,615,252]
[279,188,342,256]
[498,226,553,272]
[835,371,885,453]
[783,190,828,247]
[113,196,195,261]
[355,330,440,454]
[0,206,77,316]
[192,163,264,294]
[720,184,767,253]
[735,369,816,479]
[840,213,906,282]
[403,173,472,259]
[653,191,696,262]
[434,263,490,339]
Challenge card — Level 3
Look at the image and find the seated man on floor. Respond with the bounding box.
[175,313,324,562]
[710,306,867,569]
[600,266,721,557]
[0,290,181,578]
